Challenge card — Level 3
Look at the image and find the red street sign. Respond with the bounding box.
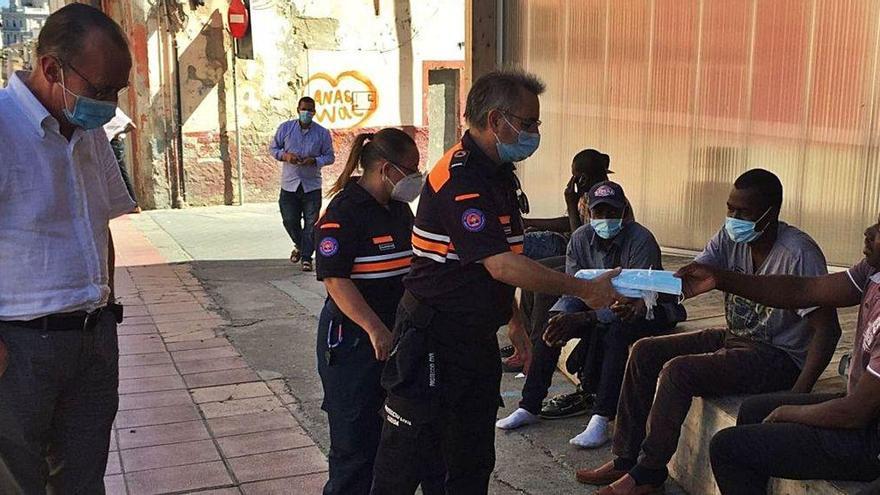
[228,0,249,39]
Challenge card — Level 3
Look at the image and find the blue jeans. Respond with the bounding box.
[0,311,119,494]
[280,186,321,261]
[523,231,568,260]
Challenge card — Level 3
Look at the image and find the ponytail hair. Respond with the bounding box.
[329,133,374,196]
[327,128,418,196]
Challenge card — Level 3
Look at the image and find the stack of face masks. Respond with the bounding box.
[575,269,683,320]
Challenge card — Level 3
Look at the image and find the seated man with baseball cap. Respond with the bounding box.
[505,149,629,375]
[497,181,685,449]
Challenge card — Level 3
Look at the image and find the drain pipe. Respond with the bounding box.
[171,34,187,207]
[163,0,186,208]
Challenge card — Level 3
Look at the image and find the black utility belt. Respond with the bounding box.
[8,303,123,332]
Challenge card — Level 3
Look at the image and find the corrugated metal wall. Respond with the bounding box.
[504,0,880,265]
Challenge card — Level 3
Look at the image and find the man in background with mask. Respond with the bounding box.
[270,96,335,272]
[497,181,685,450]
[0,4,136,492]
[577,169,842,495]
[522,148,616,260]
[370,69,625,494]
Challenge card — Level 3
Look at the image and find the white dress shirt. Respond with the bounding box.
[0,71,136,321]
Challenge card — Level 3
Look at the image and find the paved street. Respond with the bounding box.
[108,202,860,494]
[113,203,703,494]
[106,214,328,494]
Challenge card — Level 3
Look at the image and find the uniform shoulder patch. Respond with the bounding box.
[318,237,339,257]
[450,149,470,169]
[461,208,486,232]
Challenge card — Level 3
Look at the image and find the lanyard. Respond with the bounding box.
[327,320,343,348]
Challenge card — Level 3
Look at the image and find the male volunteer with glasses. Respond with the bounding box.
[369,69,624,494]
[0,5,135,493]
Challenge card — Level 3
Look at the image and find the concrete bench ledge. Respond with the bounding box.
[670,393,868,494]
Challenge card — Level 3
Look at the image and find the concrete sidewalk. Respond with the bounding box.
[107,215,328,494]
[117,203,700,494]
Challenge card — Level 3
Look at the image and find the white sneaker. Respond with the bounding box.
[496,408,540,430]
[569,414,611,448]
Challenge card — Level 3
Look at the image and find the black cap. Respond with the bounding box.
[573,149,613,178]
[588,181,627,210]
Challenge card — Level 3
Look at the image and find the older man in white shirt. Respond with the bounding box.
[0,4,135,493]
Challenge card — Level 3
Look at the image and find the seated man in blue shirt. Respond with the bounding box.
[269,96,335,272]
[497,181,685,449]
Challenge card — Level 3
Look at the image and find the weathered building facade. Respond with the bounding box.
[47,0,465,209]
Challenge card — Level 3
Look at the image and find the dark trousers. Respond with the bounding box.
[519,256,566,338]
[612,329,801,472]
[110,136,137,204]
[371,305,501,495]
[520,318,667,418]
[317,304,386,495]
[371,365,501,495]
[0,311,119,495]
[710,392,880,495]
[279,186,321,261]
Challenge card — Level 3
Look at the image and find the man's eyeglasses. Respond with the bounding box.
[60,58,127,100]
[504,111,542,133]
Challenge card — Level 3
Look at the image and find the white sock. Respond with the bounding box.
[569,415,611,448]
[496,408,540,430]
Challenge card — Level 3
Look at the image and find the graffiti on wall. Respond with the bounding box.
[306,71,379,129]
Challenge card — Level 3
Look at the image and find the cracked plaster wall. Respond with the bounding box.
[116,0,462,207]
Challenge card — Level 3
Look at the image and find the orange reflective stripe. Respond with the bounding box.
[455,193,480,202]
[351,257,412,273]
[428,144,463,192]
[321,223,341,229]
[411,234,449,255]
[372,235,393,244]
[499,216,511,224]
[510,244,524,254]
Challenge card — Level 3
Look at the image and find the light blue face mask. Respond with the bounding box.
[59,71,116,130]
[495,115,540,163]
[299,110,314,125]
[576,268,682,298]
[575,268,682,320]
[724,207,772,244]
[591,218,623,239]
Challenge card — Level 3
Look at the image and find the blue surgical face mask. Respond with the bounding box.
[495,115,540,163]
[576,268,683,298]
[59,71,117,130]
[725,207,772,244]
[591,218,623,239]
[299,110,314,125]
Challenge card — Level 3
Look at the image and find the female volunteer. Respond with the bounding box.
[314,128,423,495]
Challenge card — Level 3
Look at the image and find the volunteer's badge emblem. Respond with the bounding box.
[319,237,339,256]
[462,208,486,232]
